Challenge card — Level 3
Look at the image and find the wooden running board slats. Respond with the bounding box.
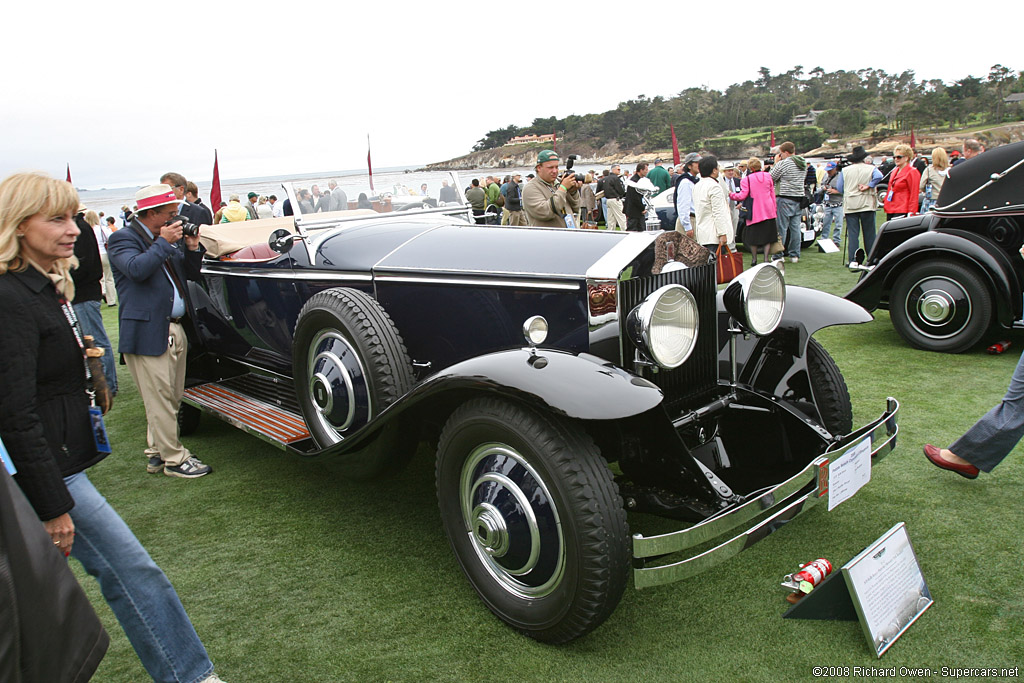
[183,382,310,446]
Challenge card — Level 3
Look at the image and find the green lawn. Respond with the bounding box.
[80,258,1023,681]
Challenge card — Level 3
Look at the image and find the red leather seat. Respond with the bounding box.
[221,242,279,262]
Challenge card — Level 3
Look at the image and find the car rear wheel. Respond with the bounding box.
[293,287,415,477]
[435,398,629,643]
[891,260,991,353]
[807,338,853,435]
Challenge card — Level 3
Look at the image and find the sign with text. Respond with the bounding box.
[843,522,933,657]
[827,435,871,511]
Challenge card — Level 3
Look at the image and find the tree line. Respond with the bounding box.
[472,65,1023,155]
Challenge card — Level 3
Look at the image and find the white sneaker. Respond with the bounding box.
[200,675,227,683]
[790,257,799,263]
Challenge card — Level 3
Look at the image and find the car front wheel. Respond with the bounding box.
[891,260,992,353]
[436,398,629,643]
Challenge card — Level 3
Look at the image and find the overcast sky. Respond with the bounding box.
[3,0,1016,189]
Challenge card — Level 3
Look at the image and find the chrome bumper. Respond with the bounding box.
[632,397,899,589]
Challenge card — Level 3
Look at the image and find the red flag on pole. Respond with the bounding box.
[910,128,916,149]
[65,164,72,184]
[770,129,775,148]
[367,134,375,192]
[210,150,222,213]
[670,125,681,166]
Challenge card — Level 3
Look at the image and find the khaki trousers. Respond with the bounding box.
[124,322,191,466]
[507,210,527,226]
[605,198,625,230]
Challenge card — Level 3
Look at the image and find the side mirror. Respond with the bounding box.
[268,228,294,254]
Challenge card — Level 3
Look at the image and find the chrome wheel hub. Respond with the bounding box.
[307,330,370,443]
[919,291,952,323]
[460,443,564,598]
[906,276,972,339]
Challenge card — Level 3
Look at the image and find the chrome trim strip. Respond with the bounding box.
[586,231,660,280]
[199,265,372,282]
[375,264,586,279]
[374,274,580,291]
[631,398,899,579]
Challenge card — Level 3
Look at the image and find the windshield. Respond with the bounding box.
[285,171,466,220]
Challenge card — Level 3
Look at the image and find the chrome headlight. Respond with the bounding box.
[723,263,785,335]
[626,284,699,369]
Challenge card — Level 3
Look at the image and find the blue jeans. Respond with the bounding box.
[845,211,876,262]
[73,300,117,394]
[822,204,844,245]
[776,197,803,258]
[601,197,608,224]
[951,349,1024,472]
[66,471,213,683]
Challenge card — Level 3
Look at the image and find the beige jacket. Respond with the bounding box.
[692,176,735,248]
[842,163,878,214]
[523,177,580,228]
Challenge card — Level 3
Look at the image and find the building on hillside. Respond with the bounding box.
[790,110,825,126]
[504,134,556,147]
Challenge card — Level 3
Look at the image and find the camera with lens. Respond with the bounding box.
[824,153,852,171]
[167,214,200,237]
[563,154,586,183]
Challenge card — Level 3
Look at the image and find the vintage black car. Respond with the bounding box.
[846,140,1024,353]
[181,185,899,643]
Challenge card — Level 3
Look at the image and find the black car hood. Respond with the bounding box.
[372,223,644,279]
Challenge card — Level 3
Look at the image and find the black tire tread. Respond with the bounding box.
[436,397,629,644]
[806,338,853,435]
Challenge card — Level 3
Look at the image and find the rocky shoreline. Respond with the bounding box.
[421,121,1024,170]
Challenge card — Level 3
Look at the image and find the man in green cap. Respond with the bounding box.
[523,149,580,228]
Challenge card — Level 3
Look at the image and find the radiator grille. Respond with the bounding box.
[618,263,719,410]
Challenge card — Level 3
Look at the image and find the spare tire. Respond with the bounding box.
[293,287,416,477]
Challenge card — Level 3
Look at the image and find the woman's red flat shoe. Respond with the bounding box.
[923,444,979,479]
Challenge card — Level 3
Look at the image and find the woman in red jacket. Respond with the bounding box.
[883,143,921,219]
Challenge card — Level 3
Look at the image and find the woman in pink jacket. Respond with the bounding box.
[730,157,778,265]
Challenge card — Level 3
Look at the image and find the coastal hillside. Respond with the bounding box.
[425,64,1023,169]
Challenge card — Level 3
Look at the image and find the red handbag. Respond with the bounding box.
[715,244,744,284]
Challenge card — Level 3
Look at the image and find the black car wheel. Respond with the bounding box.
[293,288,415,474]
[436,398,629,643]
[891,260,992,353]
[807,338,853,436]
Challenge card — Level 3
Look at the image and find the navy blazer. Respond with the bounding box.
[107,219,204,356]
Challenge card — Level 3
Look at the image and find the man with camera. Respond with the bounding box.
[523,150,580,228]
[160,172,213,227]
[107,184,211,479]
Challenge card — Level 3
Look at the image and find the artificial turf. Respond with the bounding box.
[78,249,1023,681]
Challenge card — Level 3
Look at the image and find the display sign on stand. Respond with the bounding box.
[784,523,932,657]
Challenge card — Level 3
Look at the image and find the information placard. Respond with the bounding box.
[827,435,871,511]
[842,522,933,657]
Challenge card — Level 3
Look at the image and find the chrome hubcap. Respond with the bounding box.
[460,443,564,598]
[906,275,972,340]
[307,330,370,443]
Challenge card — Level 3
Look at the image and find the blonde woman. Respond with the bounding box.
[0,172,226,683]
[882,143,922,219]
[920,147,949,212]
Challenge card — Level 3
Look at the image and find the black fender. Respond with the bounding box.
[717,285,871,399]
[845,230,1022,328]
[300,348,664,458]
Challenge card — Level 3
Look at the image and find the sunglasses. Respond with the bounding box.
[894,155,905,159]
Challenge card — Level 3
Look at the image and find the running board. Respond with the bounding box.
[183,381,313,451]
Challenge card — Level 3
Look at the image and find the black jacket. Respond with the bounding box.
[182,200,213,226]
[71,214,103,303]
[506,182,523,211]
[603,174,625,200]
[0,469,108,682]
[0,269,105,520]
[624,174,645,218]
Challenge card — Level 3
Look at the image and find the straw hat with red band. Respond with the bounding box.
[135,184,183,212]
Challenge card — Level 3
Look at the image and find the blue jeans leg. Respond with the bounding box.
[951,349,1024,472]
[73,300,118,395]
[776,197,803,258]
[65,471,213,683]
[823,205,843,245]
